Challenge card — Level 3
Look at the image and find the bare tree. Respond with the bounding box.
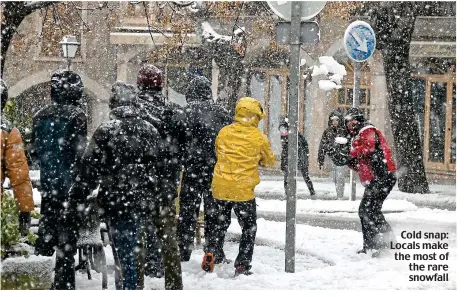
[353,1,455,193]
[1,1,56,76]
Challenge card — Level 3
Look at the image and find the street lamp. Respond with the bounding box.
[59,35,80,70]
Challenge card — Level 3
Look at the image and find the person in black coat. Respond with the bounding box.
[134,64,185,289]
[177,75,233,262]
[317,109,350,199]
[279,118,316,196]
[68,81,161,290]
[32,70,87,290]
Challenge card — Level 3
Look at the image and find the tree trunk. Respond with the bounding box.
[354,2,431,193]
[382,48,430,193]
[1,3,25,76]
[213,44,244,114]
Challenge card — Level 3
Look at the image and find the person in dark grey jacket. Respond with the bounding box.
[177,75,233,262]
[135,64,185,290]
[318,109,350,199]
[32,70,87,290]
[69,81,161,290]
[279,118,316,196]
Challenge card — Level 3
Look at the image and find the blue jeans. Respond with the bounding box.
[108,215,141,290]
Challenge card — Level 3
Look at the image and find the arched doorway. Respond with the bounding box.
[13,82,95,128]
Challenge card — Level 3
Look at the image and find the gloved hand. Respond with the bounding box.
[347,157,357,168]
[18,212,31,236]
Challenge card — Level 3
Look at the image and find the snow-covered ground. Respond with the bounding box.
[7,174,457,290]
[255,178,456,210]
[254,197,419,213]
[72,177,456,290]
[75,218,456,290]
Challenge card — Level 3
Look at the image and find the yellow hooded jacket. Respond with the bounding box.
[212,97,275,202]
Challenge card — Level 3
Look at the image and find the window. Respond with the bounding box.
[246,69,289,158]
[335,86,371,119]
[413,71,456,172]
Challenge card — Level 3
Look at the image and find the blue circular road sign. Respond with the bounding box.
[344,21,376,62]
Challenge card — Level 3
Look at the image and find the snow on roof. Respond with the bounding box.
[201,21,246,44]
[201,22,232,44]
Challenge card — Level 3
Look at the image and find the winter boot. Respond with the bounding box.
[220,258,233,264]
[214,255,232,265]
[201,253,215,272]
[234,266,253,277]
[356,248,367,254]
[371,248,391,258]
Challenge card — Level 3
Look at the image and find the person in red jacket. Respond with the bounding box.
[344,108,397,255]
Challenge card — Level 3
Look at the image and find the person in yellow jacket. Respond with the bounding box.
[1,79,35,235]
[201,97,275,276]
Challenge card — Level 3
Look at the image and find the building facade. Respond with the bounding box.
[2,1,455,181]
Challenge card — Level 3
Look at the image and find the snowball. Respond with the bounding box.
[335,137,348,144]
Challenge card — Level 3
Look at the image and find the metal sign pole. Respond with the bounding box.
[344,20,376,201]
[350,62,361,201]
[285,1,301,273]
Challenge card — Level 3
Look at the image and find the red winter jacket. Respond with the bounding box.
[348,125,396,186]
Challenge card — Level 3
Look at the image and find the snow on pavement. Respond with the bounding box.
[255,197,418,213]
[76,218,456,290]
[255,179,456,210]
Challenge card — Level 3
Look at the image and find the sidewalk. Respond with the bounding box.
[256,175,456,211]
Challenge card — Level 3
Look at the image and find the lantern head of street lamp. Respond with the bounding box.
[59,35,80,59]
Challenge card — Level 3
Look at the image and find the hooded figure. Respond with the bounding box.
[177,75,233,262]
[344,107,397,256]
[279,118,316,196]
[32,70,87,289]
[203,97,275,277]
[1,79,35,236]
[134,64,184,290]
[68,81,161,290]
[317,108,350,199]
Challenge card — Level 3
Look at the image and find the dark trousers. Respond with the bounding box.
[205,199,257,270]
[35,199,78,290]
[143,200,183,290]
[177,170,215,261]
[358,173,397,250]
[283,165,316,196]
[108,215,141,290]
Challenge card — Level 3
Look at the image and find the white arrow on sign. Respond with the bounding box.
[350,31,368,53]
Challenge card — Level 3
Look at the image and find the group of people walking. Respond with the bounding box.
[1,64,398,289]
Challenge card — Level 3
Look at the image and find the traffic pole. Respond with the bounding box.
[285,1,301,273]
[349,62,361,201]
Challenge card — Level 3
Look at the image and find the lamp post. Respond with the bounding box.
[59,35,80,70]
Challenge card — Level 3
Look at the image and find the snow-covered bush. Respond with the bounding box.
[1,192,38,260]
[1,192,52,289]
[2,99,33,145]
